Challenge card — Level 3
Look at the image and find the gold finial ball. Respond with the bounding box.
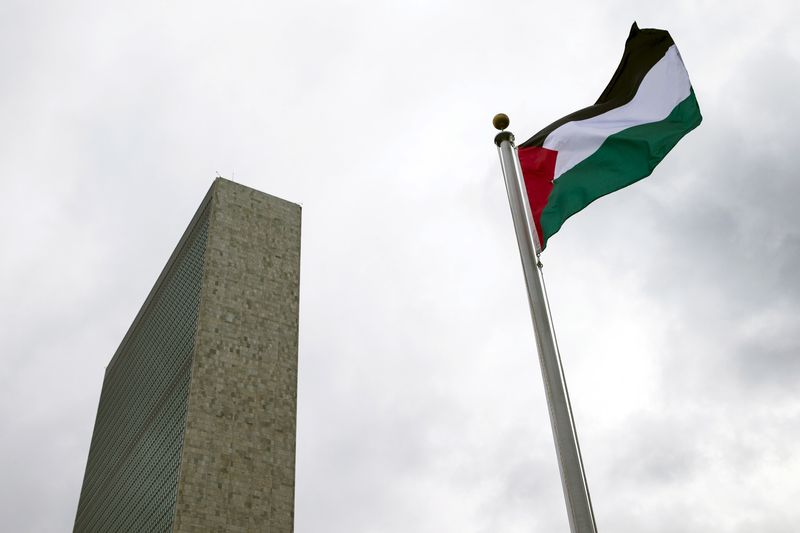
[492,113,510,131]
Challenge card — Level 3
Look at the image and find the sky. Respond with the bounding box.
[1,1,799,532]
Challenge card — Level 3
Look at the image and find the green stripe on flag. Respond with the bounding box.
[540,90,702,247]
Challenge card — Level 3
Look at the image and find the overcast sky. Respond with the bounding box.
[2,1,799,532]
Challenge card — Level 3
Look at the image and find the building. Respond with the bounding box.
[73,178,301,532]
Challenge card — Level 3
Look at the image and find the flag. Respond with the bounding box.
[518,22,702,249]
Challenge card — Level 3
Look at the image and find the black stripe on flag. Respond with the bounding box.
[520,22,675,148]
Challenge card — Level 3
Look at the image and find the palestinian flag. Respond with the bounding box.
[519,23,702,249]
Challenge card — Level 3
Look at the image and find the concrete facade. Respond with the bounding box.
[74,178,301,533]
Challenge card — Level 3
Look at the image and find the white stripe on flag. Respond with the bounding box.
[544,45,692,180]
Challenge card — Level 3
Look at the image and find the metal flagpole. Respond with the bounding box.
[493,114,598,533]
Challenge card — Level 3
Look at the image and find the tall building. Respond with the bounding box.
[73,178,301,532]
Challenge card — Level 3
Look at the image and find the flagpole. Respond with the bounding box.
[493,114,597,533]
